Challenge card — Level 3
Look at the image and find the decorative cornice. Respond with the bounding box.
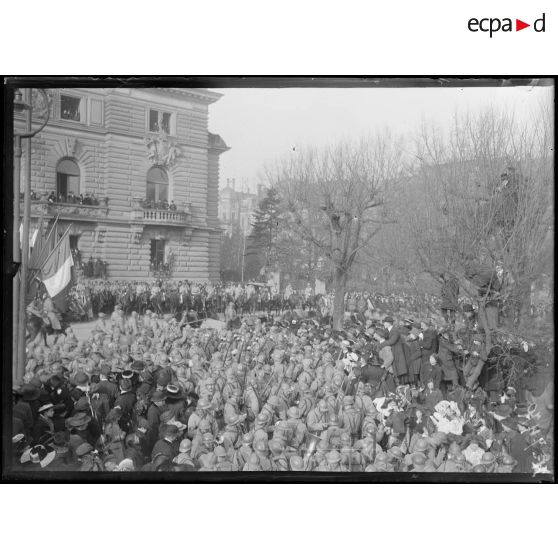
[154,88,223,105]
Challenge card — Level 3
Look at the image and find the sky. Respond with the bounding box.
[208,84,553,191]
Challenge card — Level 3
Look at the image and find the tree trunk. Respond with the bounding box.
[332,268,347,331]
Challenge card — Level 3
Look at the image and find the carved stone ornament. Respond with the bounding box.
[145,131,181,167]
[31,89,53,120]
[65,136,78,156]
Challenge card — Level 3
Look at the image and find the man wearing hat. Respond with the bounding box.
[66,412,93,455]
[20,443,56,470]
[151,423,181,462]
[437,330,461,395]
[114,378,137,434]
[497,417,533,473]
[76,442,103,471]
[145,390,165,453]
[33,403,55,444]
[13,386,36,439]
[379,317,409,384]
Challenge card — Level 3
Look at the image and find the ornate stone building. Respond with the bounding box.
[219,179,265,235]
[15,87,228,281]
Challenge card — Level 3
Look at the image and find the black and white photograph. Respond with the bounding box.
[3,77,554,480]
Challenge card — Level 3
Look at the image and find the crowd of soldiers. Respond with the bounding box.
[13,282,553,474]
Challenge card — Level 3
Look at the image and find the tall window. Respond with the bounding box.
[150,239,166,270]
[146,167,169,204]
[60,95,82,121]
[149,109,172,134]
[56,159,80,201]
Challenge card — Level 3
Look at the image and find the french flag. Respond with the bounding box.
[41,232,74,313]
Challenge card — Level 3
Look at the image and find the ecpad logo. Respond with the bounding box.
[468,13,546,37]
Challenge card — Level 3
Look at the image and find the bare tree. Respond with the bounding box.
[267,135,401,329]
[403,105,553,357]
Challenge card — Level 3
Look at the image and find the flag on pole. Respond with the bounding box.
[41,228,74,313]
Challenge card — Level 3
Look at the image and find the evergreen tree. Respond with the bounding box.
[246,187,282,270]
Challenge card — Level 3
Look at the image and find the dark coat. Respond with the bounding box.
[146,403,162,452]
[151,438,178,462]
[358,363,384,388]
[420,329,438,367]
[114,390,137,433]
[13,401,34,438]
[380,327,408,377]
[420,363,442,389]
[437,337,460,382]
[405,338,422,380]
[32,415,54,444]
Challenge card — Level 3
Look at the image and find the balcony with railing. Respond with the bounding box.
[131,197,191,227]
[23,193,110,220]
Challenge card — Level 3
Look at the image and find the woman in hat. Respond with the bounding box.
[20,444,56,470]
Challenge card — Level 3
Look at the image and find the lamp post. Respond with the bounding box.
[241,232,246,283]
[13,88,50,383]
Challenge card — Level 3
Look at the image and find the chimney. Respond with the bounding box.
[226,178,230,188]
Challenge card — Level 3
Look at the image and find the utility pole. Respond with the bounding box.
[13,88,50,383]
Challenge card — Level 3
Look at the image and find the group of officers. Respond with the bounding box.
[12,293,553,474]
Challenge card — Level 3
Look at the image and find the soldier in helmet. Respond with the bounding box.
[286,406,307,448]
[243,452,262,472]
[269,439,289,471]
[253,440,272,471]
[307,399,331,436]
[194,432,216,468]
[214,445,237,471]
[223,389,247,425]
[232,432,254,471]
[221,413,244,454]
[318,450,346,472]
[340,396,362,441]
[187,398,217,438]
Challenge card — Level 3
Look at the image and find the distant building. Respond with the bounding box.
[14,87,229,281]
[219,179,265,234]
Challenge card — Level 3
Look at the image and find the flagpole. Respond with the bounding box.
[45,223,73,263]
[13,137,22,381]
[16,89,33,382]
[28,215,58,286]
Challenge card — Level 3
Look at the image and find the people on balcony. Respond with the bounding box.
[140,198,178,211]
[35,190,104,206]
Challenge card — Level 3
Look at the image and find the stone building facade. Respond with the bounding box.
[15,87,228,281]
[219,179,264,235]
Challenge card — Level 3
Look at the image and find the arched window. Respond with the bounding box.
[56,158,80,202]
[146,167,169,204]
